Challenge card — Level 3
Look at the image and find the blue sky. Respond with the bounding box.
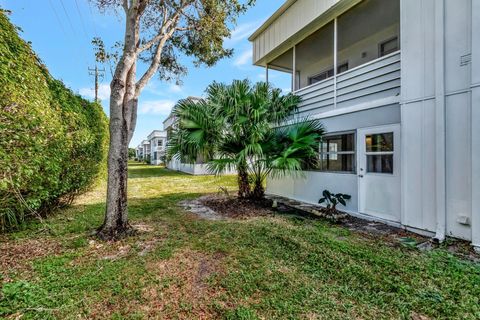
[1,0,291,147]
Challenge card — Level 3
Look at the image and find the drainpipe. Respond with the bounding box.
[333,17,338,108]
[434,0,447,243]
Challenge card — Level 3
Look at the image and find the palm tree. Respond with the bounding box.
[167,80,325,199]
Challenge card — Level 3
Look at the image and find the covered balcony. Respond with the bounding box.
[257,0,400,116]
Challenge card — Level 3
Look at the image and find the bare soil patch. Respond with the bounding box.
[95,249,228,319]
[0,238,62,280]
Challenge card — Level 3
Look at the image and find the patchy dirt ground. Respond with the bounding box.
[0,238,62,277]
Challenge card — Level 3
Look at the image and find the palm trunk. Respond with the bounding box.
[251,179,265,200]
[237,162,250,198]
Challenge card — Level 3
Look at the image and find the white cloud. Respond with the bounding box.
[169,84,183,93]
[225,20,262,46]
[139,100,175,115]
[79,83,110,101]
[234,50,253,67]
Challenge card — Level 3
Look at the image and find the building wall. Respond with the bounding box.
[267,104,400,208]
[401,0,475,240]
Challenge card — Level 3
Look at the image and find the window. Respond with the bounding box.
[308,62,349,85]
[365,132,394,174]
[379,37,398,57]
[158,140,163,147]
[153,152,158,160]
[318,133,355,172]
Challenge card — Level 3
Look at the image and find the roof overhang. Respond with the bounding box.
[249,0,363,67]
[248,0,297,42]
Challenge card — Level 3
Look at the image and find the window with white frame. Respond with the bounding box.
[318,133,355,172]
[158,139,163,147]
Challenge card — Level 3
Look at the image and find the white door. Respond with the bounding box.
[357,125,401,222]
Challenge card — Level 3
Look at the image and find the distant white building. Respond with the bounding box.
[135,140,149,160]
[163,108,213,175]
[250,0,480,249]
[147,130,167,165]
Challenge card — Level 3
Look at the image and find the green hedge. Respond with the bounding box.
[0,11,109,230]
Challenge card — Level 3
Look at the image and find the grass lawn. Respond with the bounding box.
[1,163,479,319]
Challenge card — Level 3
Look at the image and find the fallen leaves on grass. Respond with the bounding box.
[0,238,62,279]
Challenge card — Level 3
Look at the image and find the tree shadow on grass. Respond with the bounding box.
[128,165,194,179]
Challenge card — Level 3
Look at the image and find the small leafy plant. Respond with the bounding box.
[318,190,351,212]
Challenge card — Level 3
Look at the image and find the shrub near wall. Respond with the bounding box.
[0,11,108,230]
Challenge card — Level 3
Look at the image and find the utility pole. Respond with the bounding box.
[88,65,106,102]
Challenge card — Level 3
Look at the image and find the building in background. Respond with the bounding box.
[135,140,149,160]
[163,108,213,175]
[250,0,479,249]
[147,130,167,165]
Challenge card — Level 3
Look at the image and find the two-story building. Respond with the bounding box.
[250,0,479,249]
[135,143,144,160]
[142,139,151,162]
[147,130,167,165]
[163,107,212,175]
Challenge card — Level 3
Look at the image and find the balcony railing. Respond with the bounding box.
[295,51,401,116]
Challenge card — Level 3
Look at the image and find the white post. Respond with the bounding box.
[333,17,338,108]
[434,0,446,243]
[266,64,269,84]
[292,45,296,92]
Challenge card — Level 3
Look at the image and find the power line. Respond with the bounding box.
[87,0,99,38]
[58,0,78,38]
[56,0,90,66]
[74,0,90,39]
[48,0,68,39]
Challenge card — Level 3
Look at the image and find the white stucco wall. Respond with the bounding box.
[401,0,475,241]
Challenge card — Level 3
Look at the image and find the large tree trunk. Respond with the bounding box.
[96,4,141,240]
[97,77,135,240]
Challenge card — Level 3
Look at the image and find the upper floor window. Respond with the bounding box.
[379,37,399,57]
[158,140,163,147]
[308,62,349,85]
[318,133,355,173]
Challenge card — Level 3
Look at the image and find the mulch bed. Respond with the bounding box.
[199,195,275,219]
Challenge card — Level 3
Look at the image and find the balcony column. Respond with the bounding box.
[333,17,338,108]
[266,63,269,84]
[292,45,296,92]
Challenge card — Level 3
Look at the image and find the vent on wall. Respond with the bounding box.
[460,54,471,67]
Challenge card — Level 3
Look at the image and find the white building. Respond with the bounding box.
[163,110,214,175]
[135,143,144,160]
[147,130,167,165]
[142,140,151,161]
[250,0,479,249]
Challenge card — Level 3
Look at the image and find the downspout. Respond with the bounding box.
[434,0,447,243]
[333,17,338,109]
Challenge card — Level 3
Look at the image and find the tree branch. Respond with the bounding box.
[135,10,184,95]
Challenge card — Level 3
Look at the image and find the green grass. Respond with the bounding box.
[1,163,479,319]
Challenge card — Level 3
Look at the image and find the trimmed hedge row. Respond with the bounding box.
[0,11,109,230]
